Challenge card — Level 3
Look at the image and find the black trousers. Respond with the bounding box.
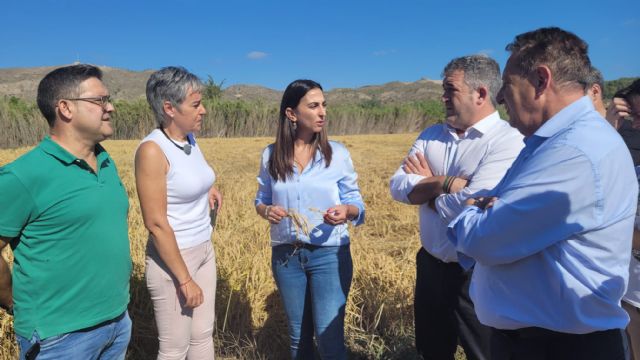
[490,327,630,360]
[414,248,491,360]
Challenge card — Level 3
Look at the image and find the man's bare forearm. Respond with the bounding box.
[407,176,446,204]
[0,238,12,311]
[633,229,640,251]
[0,257,11,309]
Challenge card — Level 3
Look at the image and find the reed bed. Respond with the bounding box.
[0,96,444,148]
[0,133,465,359]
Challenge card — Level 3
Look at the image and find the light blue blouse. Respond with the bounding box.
[255,141,365,247]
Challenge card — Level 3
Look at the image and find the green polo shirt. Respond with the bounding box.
[0,136,131,339]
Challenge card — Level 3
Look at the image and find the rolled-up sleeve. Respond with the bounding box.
[389,136,428,204]
[339,150,365,226]
[436,132,523,223]
[254,147,273,207]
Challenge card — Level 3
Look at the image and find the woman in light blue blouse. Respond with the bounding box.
[255,79,365,359]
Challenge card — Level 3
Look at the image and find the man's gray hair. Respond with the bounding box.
[146,66,205,127]
[583,66,604,93]
[505,27,590,92]
[442,55,502,107]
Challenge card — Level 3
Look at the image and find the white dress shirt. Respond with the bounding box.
[390,111,523,262]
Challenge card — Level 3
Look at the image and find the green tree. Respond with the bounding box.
[203,75,225,99]
[604,77,639,99]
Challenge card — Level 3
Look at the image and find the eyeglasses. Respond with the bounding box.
[65,95,112,110]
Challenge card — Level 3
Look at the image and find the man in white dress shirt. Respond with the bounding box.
[389,55,523,360]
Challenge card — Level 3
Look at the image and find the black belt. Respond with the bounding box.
[290,240,319,250]
[495,327,618,340]
[495,326,566,339]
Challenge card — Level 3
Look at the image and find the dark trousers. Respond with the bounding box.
[414,248,491,360]
[490,327,630,360]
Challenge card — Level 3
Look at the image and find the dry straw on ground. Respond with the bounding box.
[0,133,466,359]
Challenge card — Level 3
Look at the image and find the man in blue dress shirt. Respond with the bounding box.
[448,27,637,360]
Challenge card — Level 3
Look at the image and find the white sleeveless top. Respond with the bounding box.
[141,129,216,249]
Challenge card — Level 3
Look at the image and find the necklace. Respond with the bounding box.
[160,128,192,155]
[293,144,314,169]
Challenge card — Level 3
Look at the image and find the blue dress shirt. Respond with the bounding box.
[255,141,365,247]
[448,97,638,333]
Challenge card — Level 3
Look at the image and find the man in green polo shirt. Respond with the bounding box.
[0,64,132,359]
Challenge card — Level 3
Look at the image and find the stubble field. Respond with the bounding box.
[0,133,466,359]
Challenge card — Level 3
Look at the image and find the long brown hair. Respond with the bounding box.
[268,79,332,182]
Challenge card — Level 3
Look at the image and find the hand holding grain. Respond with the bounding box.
[266,205,288,224]
[323,205,350,225]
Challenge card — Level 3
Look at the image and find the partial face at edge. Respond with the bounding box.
[587,84,606,117]
[628,95,640,129]
[496,57,541,137]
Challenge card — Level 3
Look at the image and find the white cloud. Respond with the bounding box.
[247,51,268,60]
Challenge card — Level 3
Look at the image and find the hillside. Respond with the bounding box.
[0,65,444,104]
[0,65,155,101]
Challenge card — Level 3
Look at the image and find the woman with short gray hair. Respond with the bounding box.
[135,66,222,359]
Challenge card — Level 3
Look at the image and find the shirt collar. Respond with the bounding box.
[312,146,325,165]
[470,111,502,135]
[39,136,107,165]
[534,96,593,139]
[445,111,501,138]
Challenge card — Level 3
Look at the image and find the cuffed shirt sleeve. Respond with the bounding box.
[436,132,523,223]
[254,147,273,207]
[389,136,428,204]
[339,150,365,226]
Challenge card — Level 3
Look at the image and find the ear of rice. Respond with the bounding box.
[287,209,311,238]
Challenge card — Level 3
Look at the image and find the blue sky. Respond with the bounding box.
[1,0,638,90]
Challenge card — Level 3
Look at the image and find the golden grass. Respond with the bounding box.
[0,133,466,359]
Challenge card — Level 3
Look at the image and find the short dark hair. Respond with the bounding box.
[37,64,103,127]
[614,79,640,103]
[505,27,591,91]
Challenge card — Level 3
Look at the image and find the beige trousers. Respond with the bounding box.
[146,240,216,360]
[624,300,640,360]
